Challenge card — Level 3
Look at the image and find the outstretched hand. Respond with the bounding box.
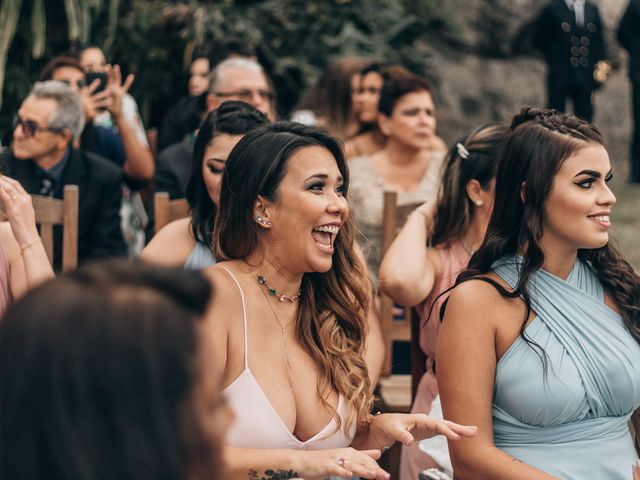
[106,64,135,120]
[371,412,477,449]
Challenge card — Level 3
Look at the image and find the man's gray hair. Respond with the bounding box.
[209,57,265,92]
[30,81,85,141]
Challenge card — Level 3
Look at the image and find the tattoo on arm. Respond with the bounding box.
[248,469,300,480]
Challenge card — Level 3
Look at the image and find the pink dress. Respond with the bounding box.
[0,242,12,320]
[399,240,469,480]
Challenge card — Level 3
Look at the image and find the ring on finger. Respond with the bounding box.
[337,457,346,468]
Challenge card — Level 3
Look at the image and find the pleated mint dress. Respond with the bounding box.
[492,256,640,479]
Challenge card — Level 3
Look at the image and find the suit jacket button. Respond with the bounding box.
[562,22,571,32]
[580,46,589,56]
[571,57,580,66]
[571,46,580,56]
[580,57,589,66]
[587,22,596,32]
[581,36,590,46]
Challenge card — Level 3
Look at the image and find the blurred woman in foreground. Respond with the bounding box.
[0,260,230,480]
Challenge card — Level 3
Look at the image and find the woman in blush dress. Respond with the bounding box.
[379,123,507,479]
[202,122,477,480]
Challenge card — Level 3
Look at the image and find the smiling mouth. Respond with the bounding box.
[588,214,611,225]
[311,225,339,250]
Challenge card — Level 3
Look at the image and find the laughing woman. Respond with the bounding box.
[437,108,640,479]
[203,122,477,480]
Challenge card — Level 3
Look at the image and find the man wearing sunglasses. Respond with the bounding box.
[0,81,126,270]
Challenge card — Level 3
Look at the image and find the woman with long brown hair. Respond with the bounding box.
[438,108,640,479]
[203,122,477,479]
[379,123,507,479]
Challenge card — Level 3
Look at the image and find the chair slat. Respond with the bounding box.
[154,192,189,234]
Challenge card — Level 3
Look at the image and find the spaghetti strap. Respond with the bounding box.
[221,266,249,369]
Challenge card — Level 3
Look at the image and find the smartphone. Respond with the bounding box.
[85,71,108,93]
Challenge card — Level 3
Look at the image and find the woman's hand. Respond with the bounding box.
[106,64,134,120]
[299,447,390,480]
[0,176,40,250]
[633,459,640,480]
[413,199,436,231]
[79,80,112,121]
[370,413,478,449]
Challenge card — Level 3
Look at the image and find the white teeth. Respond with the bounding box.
[589,215,610,222]
[313,225,340,234]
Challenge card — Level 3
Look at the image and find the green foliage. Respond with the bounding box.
[0,0,462,142]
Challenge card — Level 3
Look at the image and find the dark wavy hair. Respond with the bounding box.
[185,100,269,245]
[214,121,373,434]
[447,107,640,352]
[0,260,219,480]
[378,71,431,117]
[39,55,84,81]
[430,123,508,247]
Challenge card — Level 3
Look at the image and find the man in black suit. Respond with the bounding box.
[618,0,640,183]
[0,81,126,269]
[533,0,609,122]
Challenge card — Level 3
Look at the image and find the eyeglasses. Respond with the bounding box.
[56,78,86,89]
[13,115,63,138]
[214,89,274,102]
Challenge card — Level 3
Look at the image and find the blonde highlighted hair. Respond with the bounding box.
[214,122,374,434]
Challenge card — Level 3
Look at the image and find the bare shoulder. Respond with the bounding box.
[201,262,245,321]
[139,217,194,266]
[444,273,518,329]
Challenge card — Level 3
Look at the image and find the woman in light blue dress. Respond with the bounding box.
[141,101,268,269]
[437,107,640,479]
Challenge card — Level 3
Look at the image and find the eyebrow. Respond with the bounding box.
[206,157,226,163]
[573,169,612,178]
[304,173,344,182]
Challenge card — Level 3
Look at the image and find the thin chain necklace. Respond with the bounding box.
[245,262,297,395]
[461,237,477,257]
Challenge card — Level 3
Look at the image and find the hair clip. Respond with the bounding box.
[456,143,469,160]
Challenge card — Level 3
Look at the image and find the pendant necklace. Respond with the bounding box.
[245,262,298,394]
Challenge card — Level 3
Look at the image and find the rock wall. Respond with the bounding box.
[432,0,633,176]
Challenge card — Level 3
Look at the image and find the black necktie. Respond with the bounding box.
[39,173,55,197]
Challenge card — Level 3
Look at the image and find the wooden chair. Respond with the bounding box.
[0,185,80,272]
[377,191,423,414]
[153,192,190,234]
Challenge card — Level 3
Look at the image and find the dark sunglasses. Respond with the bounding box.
[13,115,64,138]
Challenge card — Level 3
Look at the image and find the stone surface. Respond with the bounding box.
[432,0,633,175]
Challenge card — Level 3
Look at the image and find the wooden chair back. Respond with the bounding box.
[153,192,190,234]
[379,190,423,377]
[2,185,80,272]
